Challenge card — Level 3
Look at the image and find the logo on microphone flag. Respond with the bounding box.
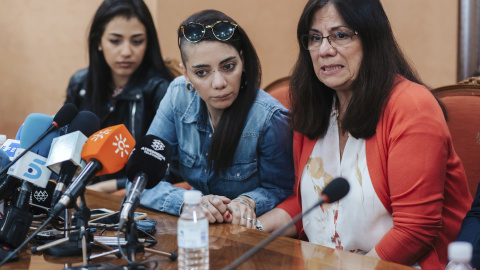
[7,152,52,188]
[113,134,131,158]
[81,124,135,176]
[0,139,22,160]
[34,189,49,202]
[151,139,165,151]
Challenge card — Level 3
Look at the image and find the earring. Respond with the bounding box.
[98,46,102,51]
[186,82,195,92]
[240,71,247,90]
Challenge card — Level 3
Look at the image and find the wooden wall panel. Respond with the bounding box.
[0,0,457,139]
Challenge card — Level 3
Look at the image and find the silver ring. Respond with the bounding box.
[246,217,252,221]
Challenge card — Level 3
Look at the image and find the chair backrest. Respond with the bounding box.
[164,57,183,78]
[431,77,480,198]
[264,76,291,110]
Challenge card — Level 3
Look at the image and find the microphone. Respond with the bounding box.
[47,111,101,208]
[6,114,62,188]
[0,140,22,203]
[49,124,135,219]
[0,149,17,203]
[223,177,350,270]
[0,150,12,216]
[0,103,78,178]
[0,139,21,160]
[118,135,171,229]
[0,114,63,251]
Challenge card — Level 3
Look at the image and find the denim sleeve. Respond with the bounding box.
[126,180,186,216]
[136,79,185,215]
[241,109,295,216]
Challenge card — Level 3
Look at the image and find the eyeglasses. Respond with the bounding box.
[301,28,358,50]
[178,20,238,44]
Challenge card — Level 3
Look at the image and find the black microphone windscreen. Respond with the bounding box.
[67,111,101,137]
[322,177,350,203]
[126,135,171,189]
[53,103,78,127]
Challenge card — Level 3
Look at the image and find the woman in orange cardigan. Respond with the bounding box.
[257,0,472,269]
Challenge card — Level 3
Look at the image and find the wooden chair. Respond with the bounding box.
[164,57,183,78]
[264,76,291,110]
[431,76,480,198]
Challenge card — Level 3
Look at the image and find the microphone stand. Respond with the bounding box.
[32,193,95,266]
[90,210,177,269]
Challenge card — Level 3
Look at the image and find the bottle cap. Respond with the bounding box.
[448,241,472,262]
[184,190,202,204]
[0,135,6,145]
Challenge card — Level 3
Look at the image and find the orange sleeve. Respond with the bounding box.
[373,83,448,265]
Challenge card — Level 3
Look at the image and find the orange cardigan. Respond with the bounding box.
[277,78,472,270]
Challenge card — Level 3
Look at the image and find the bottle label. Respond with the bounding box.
[177,219,209,249]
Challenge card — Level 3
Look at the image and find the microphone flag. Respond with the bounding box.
[81,124,135,176]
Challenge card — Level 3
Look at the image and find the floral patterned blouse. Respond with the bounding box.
[300,107,393,254]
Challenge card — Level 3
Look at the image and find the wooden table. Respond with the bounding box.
[2,190,415,270]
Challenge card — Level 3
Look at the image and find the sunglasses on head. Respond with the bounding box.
[178,20,238,45]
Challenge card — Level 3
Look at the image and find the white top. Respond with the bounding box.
[300,107,393,254]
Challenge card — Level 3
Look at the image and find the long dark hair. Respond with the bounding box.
[290,0,431,139]
[178,9,262,172]
[87,0,173,115]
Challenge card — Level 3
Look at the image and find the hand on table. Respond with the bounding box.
[224,196,256,229]
[200,194,231,223]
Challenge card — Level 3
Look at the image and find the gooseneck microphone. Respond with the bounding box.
[0,113,65,260]
[47,111,101,208]
[223,177,350,270]
[0,103,78,178]
[118,135,171,229]
[49,124,135,219]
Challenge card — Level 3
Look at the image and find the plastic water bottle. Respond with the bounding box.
[445,241,473,270]
[177,190,209,270]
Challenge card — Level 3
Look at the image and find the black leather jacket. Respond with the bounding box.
[65,68,170,142]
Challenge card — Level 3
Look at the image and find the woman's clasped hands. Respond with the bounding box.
[200,194,257,229]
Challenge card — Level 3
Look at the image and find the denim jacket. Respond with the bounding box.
[133,76,294,216]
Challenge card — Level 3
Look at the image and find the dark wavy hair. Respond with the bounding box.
[178,9,262,172]
[290,0,443,140]
[87,0,173,115]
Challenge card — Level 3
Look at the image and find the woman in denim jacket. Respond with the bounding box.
[134,9,294,229]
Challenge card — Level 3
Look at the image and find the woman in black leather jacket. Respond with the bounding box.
[65,0,173,143]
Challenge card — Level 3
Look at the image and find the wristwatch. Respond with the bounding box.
[255,220,265,231]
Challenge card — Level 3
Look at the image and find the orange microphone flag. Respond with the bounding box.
[81,124,135,176]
